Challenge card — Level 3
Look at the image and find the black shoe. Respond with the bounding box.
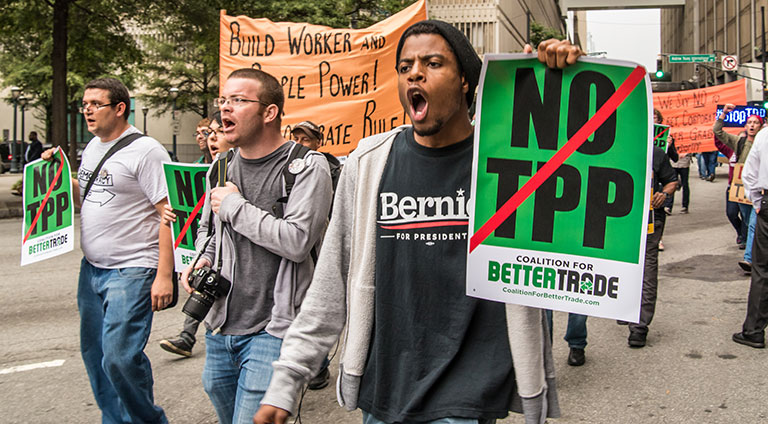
[738,261,752,272]
[739,243,747,250]
[616,320,629,325]
[567,348,585,366]
[628,332,646,348]
[159,337,194,357]
[680,207,688,214]
[732,332,765,348]
[308,367,330,390]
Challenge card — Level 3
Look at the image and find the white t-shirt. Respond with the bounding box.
[78,126,169,269]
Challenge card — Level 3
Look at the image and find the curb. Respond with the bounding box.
[0,201,23,219]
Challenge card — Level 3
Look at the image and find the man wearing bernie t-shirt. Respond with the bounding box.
[256,21,583,424]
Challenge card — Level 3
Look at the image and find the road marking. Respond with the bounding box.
[0,359,65,375]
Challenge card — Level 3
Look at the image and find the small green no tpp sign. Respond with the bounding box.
[21,148,75,266]
[466,56,653,323]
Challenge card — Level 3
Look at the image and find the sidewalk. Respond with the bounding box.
[0,173,23,218]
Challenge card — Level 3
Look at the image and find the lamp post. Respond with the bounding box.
[18,95,27,168]
[142,106,149,135]
[169,87,179,158]
[10,86,20,173]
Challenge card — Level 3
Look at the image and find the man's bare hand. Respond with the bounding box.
[537,39,584,69]
[181,257,211,294]
[253,405,290,424]
[651,192,667,209]
[211,182,240,215]
[722,103,736,115]
[151,274,174,311]
[41,148,58,162]
[161,204,177,226]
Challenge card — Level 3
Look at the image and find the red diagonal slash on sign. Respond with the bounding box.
[653,126,670,142]
[23,148,65,243]
[174,193,207,249]
[469,65,646,253]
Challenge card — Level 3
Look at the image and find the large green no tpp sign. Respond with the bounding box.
[474,58,650,264]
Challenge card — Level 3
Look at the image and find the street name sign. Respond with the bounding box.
[467,55,653,323]
[669,54,716,63]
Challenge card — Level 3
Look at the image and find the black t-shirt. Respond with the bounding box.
[652,146,677,214]
[357,128,515,423]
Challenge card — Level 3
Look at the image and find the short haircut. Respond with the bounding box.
[197,117,212,128]
[228,68,284,125]
[84,78,132,120]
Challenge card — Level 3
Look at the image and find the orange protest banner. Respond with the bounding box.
[652,79,746,154]
[219,0,427,158]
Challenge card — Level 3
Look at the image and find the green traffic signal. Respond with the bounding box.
[655,70,665,79]
[763,100,768,109]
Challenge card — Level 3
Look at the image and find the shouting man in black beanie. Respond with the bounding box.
[256,20,582,424]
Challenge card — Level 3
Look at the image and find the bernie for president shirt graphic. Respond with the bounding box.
[376,129,472,247]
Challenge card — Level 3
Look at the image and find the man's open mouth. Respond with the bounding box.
[222,117,236,132]
[408,88,428,122]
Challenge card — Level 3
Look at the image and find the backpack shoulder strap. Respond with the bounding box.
[82,132,144,200]
[277,143,312,204]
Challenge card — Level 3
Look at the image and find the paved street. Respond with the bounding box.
[1,164,767,423]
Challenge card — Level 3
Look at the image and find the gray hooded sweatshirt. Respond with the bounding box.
[261,127,560,424]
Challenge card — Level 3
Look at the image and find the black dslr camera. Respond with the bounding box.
[182,266,231,322]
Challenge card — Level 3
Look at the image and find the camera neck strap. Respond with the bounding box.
[202,149,233,271]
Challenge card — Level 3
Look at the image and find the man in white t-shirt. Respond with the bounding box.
[43,77,173,423]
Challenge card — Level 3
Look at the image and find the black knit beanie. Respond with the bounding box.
[396,19,482,107]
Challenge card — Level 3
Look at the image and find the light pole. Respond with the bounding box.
[169,87,179,158]
[10,87,21,173]
[18,95,27,168]
[142,106,149,135]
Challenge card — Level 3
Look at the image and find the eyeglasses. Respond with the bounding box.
[194,130,212,138]
[79,102,117,114]
[214,96,270,108]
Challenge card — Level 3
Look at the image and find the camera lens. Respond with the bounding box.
[182,290,214,321]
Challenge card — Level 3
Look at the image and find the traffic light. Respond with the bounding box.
[655,58,665,79]
[763,88,768,109]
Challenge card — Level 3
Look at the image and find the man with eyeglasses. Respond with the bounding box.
[180,68,332,424]
[42,77,172,423]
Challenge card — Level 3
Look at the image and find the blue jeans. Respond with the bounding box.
[78,258,167,424]
[362,411,496,424]
[726,186,743,239]
[544,311,588,349]
[202,330,282,424]
[746,209,758,263]
[698,152,717,178]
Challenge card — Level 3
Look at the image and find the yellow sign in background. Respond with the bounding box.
[219,0,427,158]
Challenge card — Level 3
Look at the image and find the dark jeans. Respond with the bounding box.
[698,152,717,178]
[742,199,768,339]
[630,215,665,335]
[674,167,689,208]
[726,186,743,239]
[545,310,588,349]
